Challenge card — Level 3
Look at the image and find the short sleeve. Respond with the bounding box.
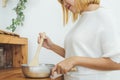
[101,21,120,63]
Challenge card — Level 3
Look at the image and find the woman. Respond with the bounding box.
[38,0,120,80]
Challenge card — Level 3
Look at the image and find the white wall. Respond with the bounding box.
[0,0,66,64]
[0,0,120,79]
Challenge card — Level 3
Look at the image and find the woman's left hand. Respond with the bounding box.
[51,56,77,75]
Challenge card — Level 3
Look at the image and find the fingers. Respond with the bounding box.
[51,65,63,80]
[51,65,57,76]
[51,64,64,75]
[38,32,47,43]
[39,32,46,39]
[41,32,46,39]
[57,64,67,74]
[51,64,69,75]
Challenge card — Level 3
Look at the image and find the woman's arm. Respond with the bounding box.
[38,33,65,57]
[74,56,120,70]
[52,56,120,74]
[50,43,65,57]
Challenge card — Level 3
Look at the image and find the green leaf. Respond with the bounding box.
[6,0,27,32]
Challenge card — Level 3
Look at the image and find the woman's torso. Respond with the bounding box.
[64,7,113,80]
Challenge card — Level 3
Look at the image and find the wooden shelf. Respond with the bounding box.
[0,33,28,67]
[0,34,27,45]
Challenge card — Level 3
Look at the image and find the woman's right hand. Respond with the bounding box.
[38,33,54,50]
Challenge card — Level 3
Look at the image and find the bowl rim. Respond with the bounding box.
[21,63,55,67]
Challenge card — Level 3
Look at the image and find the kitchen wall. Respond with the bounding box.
[0,0,120,79]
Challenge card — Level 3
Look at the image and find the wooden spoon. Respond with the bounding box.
[29,32,46,66]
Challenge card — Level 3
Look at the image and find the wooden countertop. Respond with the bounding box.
[0,68,63,80]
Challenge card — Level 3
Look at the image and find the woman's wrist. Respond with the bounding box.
[72,56,81,66]
[49,43,56,50]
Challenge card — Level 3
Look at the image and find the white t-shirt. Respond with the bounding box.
[64,7,120,80]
